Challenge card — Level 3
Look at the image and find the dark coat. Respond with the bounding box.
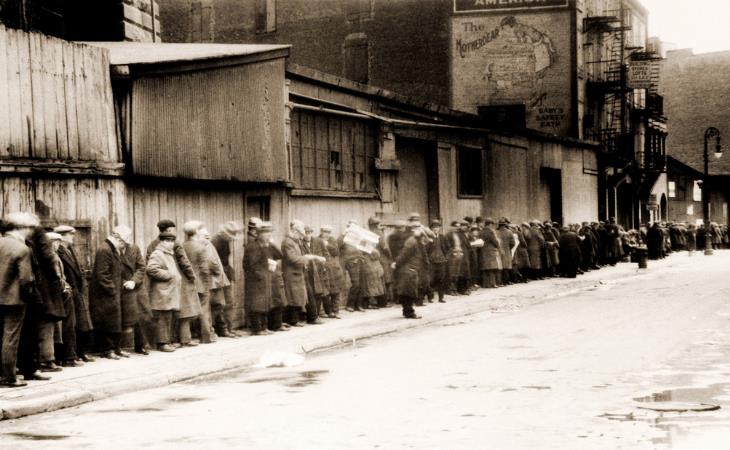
[309,237,331,296]
[387,230,409,262]
[323,236,346,295]
[211,233,235,282]
[479,227,502,271]
[579,227,596,267]
[444,230,469,278]
[526,226,545,270]
[543,227,560,268]
[604,223,622,259]
[57,242,93,331]
[89,239,123,333]
[376,232,393,285]
[281,234,308,308]
[394,235,427,299]
[244,238,273,313]
[496,227,515,270]
[28,228,66,321]
[0,235,34,307]
[120,244,145,327]
[558,231,582,276]
[428,234,448,265]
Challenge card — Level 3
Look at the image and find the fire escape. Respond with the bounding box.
[583,0,633,162]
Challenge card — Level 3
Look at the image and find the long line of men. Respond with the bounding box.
[0,211,712,388]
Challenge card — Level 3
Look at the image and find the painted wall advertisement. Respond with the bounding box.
[450,11,573,135]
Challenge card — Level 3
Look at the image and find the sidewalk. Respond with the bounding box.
[0,254,691,420]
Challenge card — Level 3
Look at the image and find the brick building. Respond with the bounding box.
[661,49,730,225]
[158,0,667,228]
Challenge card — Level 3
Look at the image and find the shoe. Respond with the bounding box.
[23,371,51,381]
[79,354,96,363]
[115,350,131,358]
[438,299,446,303]
[158,344,176,352]
[275,327,290,332]
[102,351,121,360]
[404,314,422,319]
[307,319,324,325]
[135,348,150,355]
[62,359,83,367]
[231,329,246,337]
[220,330,237,338]
[171,343,182,349]
[281,323,291,329]
[319,313,328,319]
[181,341,199,347]
[209,334,218,343]
[290,322,305,327]
[39,362,63,372]
[345,307,355,312]
[0,378,28,387]
[261,329,275,335]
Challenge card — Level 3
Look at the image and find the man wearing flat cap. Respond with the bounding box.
[428,220,448,303]
[55,225,95,364]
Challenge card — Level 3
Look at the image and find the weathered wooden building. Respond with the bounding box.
[0,25,126,269]
[286,64,599,232]
[666,157,729,226]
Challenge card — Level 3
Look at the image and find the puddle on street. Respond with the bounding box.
[633,383,730,404]
[4,432,71,441]
[240,369,330,389]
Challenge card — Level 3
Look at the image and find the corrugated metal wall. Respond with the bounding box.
[0,25,119,161]
[130,58,287,182]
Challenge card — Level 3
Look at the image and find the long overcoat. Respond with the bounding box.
[479,227,503,271]
[543,227,560,268]
[394,235,427,299]
[120,243,145,327]
[89,239,123,333]
[323,236,346,295]
[146,246,182,312]
[558,231,582,275]
[309,237,331,296]
[281,234,308,308]
[496,227,515,270]
[179,240,213,318]
[514,228,531,269]
[57,242,93,331]
[526,226,545,270]
[244,238,273,313]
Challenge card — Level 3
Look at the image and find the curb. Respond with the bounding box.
[0,260,667,421]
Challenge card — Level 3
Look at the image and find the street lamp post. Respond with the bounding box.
[703,127,722,256]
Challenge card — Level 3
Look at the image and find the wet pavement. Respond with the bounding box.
[2,251,730,449]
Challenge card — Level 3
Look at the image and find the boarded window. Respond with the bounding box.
[291,110,377,193]
[255,0,276,34]
[458,146,484,197]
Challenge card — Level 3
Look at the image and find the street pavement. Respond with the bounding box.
[1,251,729,449]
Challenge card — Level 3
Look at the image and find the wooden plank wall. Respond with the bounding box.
[0,177,128,267]
[0,25,119,162]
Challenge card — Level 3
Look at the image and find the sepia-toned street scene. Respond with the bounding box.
[0,1,729,449]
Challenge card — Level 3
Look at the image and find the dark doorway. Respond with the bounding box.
[541,167,563,225]
[246,196,271,222]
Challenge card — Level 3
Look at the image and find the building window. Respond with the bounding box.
[693,180,702,202]
[457,146,484,198]
[291,110,377,193]
[668,181,676,198]
[255,0,276,34]
[687,204,694,216]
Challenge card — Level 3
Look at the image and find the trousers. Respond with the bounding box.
[0,305,25,381]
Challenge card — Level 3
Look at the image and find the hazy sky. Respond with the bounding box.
[641,0,730,53]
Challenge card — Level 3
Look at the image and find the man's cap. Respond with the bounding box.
[220,221,243,239]
[156,219,175,231]
[430,220,442,228]
[463,216,474,224]
[407,213,421,222]
[183,220,204,236]
[320,225,333,233]
[247,217,262,229]
[258,221,274,233]
[450,220,461,227]
[159,231,176,241]
[483,217,495,225]
[53,225,76,234]
[46,232,63,241]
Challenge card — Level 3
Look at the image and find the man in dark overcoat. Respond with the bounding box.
[428,220,448,303]
[211,221,243,336]
[0,213,39,387]
[118,227,145,357]
[89,229,126,359]
[302,226,326,323]
[282,220,322,326]
[558,226,582,278]
[444,220,469,294]
[479,218,502,288]
[55,225,94,364]
[244,222,274,335]
[496,218,516,285]
[393,225,427,319]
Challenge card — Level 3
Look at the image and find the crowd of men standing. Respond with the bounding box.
[0,210,722,388]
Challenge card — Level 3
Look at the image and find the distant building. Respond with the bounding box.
[158,0,667,228]
[661,48,730,225]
